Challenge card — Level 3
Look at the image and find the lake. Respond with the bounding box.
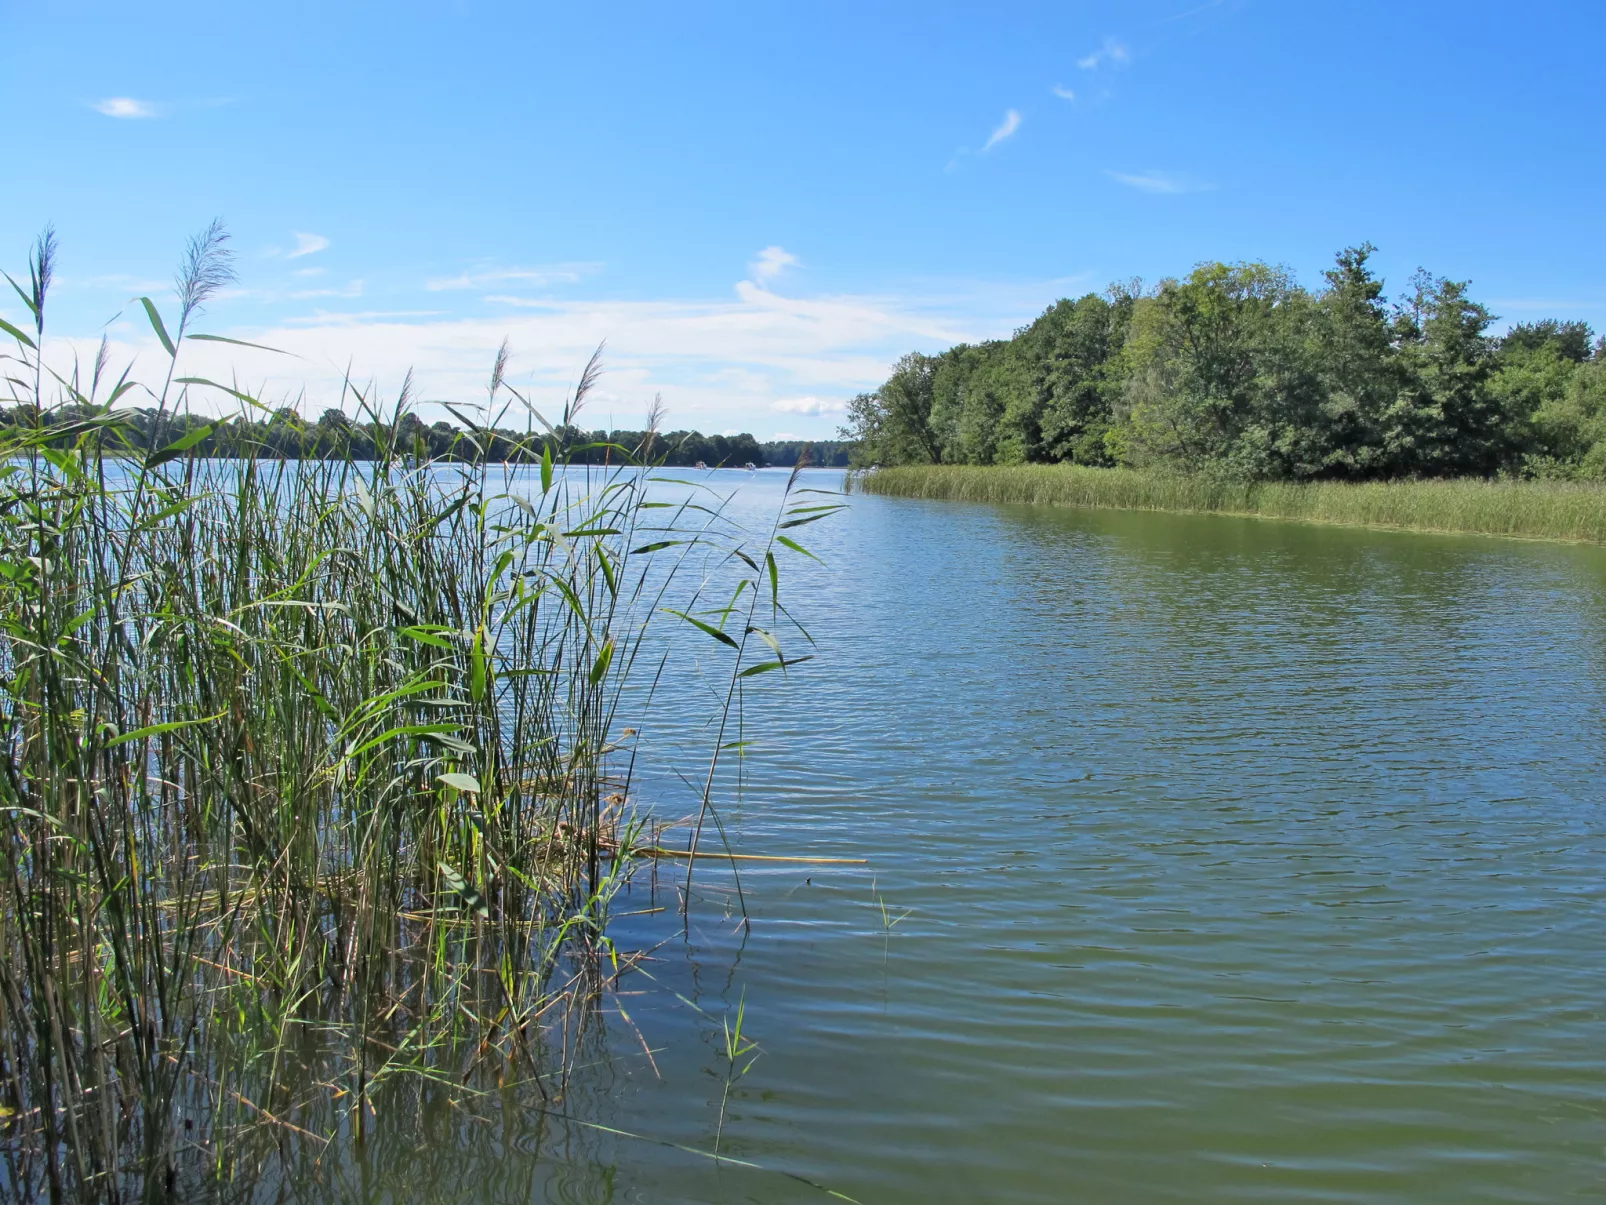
[378,468,1606,1203]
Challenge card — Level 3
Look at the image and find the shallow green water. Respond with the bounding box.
[382,472,1606,1203]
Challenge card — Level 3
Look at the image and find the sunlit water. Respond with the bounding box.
[376,468,1606,1203]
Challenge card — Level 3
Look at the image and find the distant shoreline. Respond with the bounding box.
[848,464,1606,545]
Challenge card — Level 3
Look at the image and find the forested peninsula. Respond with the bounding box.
[841,246,1606,482]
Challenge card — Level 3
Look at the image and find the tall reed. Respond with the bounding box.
[0,228,823,1201]
[850,463,1606,544]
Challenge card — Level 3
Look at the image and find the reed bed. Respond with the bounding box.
[851,464,1606,543]
[0,229,830,1202]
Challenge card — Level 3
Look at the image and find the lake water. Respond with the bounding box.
[384,468,1606,1203]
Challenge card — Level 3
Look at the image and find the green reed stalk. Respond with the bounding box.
[850,463,1606,544]
[0,228,821,1202]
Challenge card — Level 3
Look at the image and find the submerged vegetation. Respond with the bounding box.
[851,464,1606,543]
[0,227,839,1201]
[842,246,1606,483]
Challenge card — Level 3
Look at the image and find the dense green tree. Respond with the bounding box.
[1501,319,1594,362]
[869,294,1136,469]
[1315,245,1397,477]
[844,244,1599,483]
[1121,262,1328,479]
[759,439,853,466]
[929,343,1018,465]
[1491,321,1594,465]
[845,353,943,465]
[1530,356,1606,477]
[1383,272,1500,475]
[1034,291,1132,466]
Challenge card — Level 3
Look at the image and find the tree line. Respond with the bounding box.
[841,246,1606,481]
[0,402,848,468]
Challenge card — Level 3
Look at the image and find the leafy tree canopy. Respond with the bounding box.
[842,246,1603,481]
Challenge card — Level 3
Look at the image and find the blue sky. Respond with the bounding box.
[4,0,1604,437]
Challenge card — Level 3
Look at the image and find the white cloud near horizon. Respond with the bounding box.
[92,97,159,119]
[290,279,363,300]
[1077,38,1130,70]
[288,232,330,259]
[25,278,1057,438]
[983,109,1022,151]
[749,246,800,283]
[1051,84,1076,101]
[1106,169,1213,194]
[71,273,171,294]
[425,264,601,291]
[770,396,848,416]
[14,258,1095,439]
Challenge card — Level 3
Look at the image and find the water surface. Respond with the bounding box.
[431,471,1606,1203]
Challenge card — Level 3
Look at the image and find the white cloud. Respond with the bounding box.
[426,264,600,291]
[280,309,444,326]
[288,232,330,259]
[770,396,847,416]
[74,273,172,293]
[1077,38,1130,70]
[33,272,1073,438]
[1163,0,1230,23]
[1051,85,1076,101]
[1105,169,1213,194]
[92,97,159,119]
[482,295,562,308]
[749,246,800,283]
[983,109,1022,152]
[292,267,326,278]
[290,279,363,300]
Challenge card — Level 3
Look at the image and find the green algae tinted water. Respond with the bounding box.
[368,471,1606,1204]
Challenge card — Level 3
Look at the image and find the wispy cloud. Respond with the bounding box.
[281,309,445,327]
[983,109,1022,152]
[425,264,600,291]
[1051,84,1077,101]
[483,295,564,308]
[1163,0,1231,23]
[1077,38,1130,70]
[1105,169,1213,194]
[770,396,847,416]
[91,97,159,119]
[945,108,1024,170]
[290,280,363,300]
[749,246,800,283]
[288,232,330,259]
[75,273,172,293]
